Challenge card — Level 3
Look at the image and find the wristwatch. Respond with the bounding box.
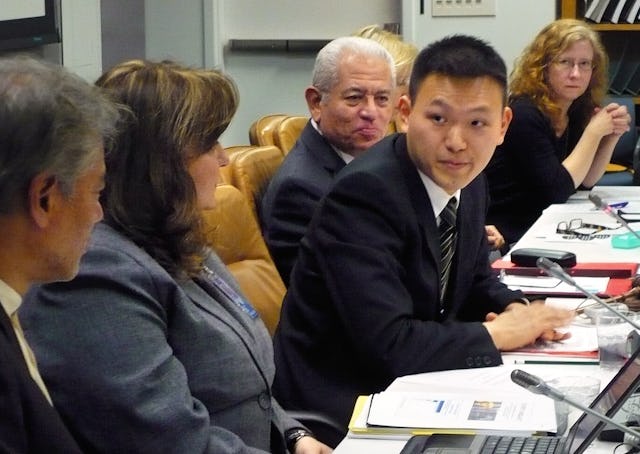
[284,427,314,452]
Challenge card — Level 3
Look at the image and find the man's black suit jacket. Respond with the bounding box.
[273,134,525,433]
[260,121,346,285]
[0,309,82,453]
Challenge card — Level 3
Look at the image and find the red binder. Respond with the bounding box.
[492,260,638,278]
[492,260,637,297]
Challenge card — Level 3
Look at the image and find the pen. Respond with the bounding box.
[610,201,629,209]
[511,359,599,365]
[576,286,640,314]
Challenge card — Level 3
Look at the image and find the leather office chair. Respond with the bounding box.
[273,116,308,155]
[387,120,398,135]
[222,145,284,222]
[220,145,253,185]
[201,184,286,335]
[597,96,640,186]
[249,114,288,149]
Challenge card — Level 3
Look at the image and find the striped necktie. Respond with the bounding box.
[439,197,458,303]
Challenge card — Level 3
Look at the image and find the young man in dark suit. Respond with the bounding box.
[0,56,118,452]
[272,35,575,440]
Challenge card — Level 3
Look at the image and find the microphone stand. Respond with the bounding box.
[536,257,640,332]
[511,369,640,447]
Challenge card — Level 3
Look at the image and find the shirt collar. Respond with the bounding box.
[0,278,22,318]
[415,169,461,219]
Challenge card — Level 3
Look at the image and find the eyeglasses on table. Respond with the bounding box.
[556,218,621,240]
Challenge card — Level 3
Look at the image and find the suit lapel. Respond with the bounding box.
[393,135,441,268]
[0,307,31,375]
[181,277,257,343]
[184,276,275,385]
[300,122,347,176]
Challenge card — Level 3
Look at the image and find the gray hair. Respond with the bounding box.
[0,56,120,214]
[312,36,396,96]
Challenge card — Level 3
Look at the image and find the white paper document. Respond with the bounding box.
[385,364,600,395]
[365,390,557,434]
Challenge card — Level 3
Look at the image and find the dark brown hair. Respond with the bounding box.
[96,59,238,278]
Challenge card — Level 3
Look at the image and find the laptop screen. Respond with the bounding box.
[564,338,640,454]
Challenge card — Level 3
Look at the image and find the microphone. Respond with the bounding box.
[510,369,565,400]
[588,193,640,242]
[536,257,640,332]
[511,369,640,447]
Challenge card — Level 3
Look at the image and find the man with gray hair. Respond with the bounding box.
[0,56,119,452]
[261,36,395,286]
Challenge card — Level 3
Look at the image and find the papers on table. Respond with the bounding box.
[502,324,598,361]
[544,201,640,221]
[365,390,556,434]
[518,203,640,246]
[348,366,559,440]
[501,274,610,295]
[385,365,600,394]
[569,186,640,202]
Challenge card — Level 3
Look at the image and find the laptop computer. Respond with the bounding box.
[400,339,640,454]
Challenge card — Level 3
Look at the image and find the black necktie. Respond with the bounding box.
[439,197,457,303]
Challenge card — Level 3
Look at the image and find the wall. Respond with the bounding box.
[402,0,557,74]
[139,1,561,146]
[217,0,399,146]
[101,0,145,71]
[220,0,399,41]
[222,50,315,146]
[144,0,205,67]
[144,0,400,146]
[60,0,102,81]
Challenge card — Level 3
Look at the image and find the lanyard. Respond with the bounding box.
[202,265,258,319]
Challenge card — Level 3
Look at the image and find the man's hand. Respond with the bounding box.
[294,436,333,454]
[485,225,505,251]
[483,301,574,351]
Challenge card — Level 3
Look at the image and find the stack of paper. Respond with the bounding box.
[348,389,557,440]
[347,366,562,440]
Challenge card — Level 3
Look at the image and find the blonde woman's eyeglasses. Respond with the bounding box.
[553,58,594,72]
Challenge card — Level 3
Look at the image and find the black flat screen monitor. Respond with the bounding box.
[0,0,59,52]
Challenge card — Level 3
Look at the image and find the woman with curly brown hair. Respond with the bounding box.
[20,60,331,454]
[485,19,631,247]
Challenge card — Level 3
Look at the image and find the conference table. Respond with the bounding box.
[333,186,640,453]
[503,186,640,264]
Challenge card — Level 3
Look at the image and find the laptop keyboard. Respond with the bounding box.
[481,436,561,454]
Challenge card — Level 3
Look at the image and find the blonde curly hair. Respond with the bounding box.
[353,24,418,88]
[509,18,608,128]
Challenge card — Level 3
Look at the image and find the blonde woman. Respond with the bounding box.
[353,24,417,132]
